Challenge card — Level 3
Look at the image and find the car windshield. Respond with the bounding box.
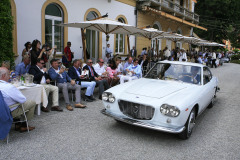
[145,63,202,85]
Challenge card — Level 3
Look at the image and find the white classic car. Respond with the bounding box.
[101,61,219,139]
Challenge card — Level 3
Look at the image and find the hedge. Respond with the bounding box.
[0,0,14,68]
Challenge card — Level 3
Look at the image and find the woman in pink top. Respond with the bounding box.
[106,60,119,87]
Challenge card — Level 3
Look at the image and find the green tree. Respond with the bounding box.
[194,0,240,48]
[0,0,14,67]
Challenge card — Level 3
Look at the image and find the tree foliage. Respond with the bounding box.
[0,0,14,67]
[194,0,240,48]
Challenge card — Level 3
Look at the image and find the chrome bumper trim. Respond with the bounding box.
[101,109,185,134]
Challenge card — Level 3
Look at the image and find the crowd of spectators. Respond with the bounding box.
[0,39,238,139]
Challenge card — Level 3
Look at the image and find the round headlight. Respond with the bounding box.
[160,104,169,115]
[102,92,108,101]
[108,94,115,103]
[160,104,180,117]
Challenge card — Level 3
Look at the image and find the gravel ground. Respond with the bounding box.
[0,63,240,160]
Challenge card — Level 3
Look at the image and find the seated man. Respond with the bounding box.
[123,57,133,75]
[29,58,62,112]
[68,59,96,102]
[191,66,201,84]
[83,59,109,99]
[94,59,108,76]
[0,67,36,132]
[15,55,31,76]
[120,59,142,84]
[48,59,86,111]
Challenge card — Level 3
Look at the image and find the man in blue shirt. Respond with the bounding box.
[123,57,133,75]
[68,59,96,102]
[15,55,31,76]
[0,67,36,132]
[106,44,112,57]
[120,59,142,84]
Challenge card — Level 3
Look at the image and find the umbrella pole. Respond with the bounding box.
[81,28,87,62]
[127,35,130,56]
[156,38,158,59]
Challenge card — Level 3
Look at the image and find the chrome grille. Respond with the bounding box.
[118,100,155,120]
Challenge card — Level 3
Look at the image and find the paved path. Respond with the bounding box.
[1,63,240,160]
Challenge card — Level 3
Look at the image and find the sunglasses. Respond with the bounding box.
[89,62,93,63]
[41,62,45,64]
[100,61,104,63]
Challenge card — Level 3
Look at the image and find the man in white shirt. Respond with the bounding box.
[0,67,36,132]
[94,59,108,76]
[29,59,62,112]
[164,47,171,60]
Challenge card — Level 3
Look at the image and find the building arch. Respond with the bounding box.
[176,27,183,49]
[153,21,162,31]
[84,8,102,61]
[166,28,172,49]
[41,0,68,53]
[114,15,128,55]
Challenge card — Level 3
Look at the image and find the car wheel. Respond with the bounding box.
[178,108,196,140]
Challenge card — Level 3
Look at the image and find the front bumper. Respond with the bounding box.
[101,109,185,134]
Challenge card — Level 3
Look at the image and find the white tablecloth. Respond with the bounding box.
[17,84,48,115]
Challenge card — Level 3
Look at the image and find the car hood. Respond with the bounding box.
[125,78,188,99]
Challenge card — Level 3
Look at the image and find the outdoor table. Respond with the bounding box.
[17,84,48,116]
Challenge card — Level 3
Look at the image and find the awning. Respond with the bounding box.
[142,6,207,31]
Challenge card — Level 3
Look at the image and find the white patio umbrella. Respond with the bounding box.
[58,18,146,61]
[131,28,173,40]
[179,36,208,45]
[196,42,225,47]
[59,17,143,35]
[130,28,175,58]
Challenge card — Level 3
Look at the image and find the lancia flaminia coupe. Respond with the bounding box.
[101,61,219,139]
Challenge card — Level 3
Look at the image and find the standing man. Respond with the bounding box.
[29,58,62,112]
[48,59,86,111]
[106,44,113,57]
[68,59,96,102]
[83,59,109,99]
[212,52,217,68]
[15,55,31,76]
[0,67,36,132]
[63,41,74,68]
[164,47,171,60]
[130,46,137,58]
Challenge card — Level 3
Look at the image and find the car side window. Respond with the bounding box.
[203,67,212,85]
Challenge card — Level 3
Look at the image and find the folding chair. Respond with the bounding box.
[7,103,30,144]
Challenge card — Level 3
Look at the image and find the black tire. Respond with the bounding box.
[178,108,196,140]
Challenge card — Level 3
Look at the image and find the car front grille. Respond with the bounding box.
[118,100,155,120]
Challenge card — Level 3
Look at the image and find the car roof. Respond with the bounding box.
[157,60,204,67]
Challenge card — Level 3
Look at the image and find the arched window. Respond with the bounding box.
[86,11,99,61]
[176,28,182,49]
[45,3,64,53]
[166,28,172,49]
[115,18,125,54]
[151,22,162,53]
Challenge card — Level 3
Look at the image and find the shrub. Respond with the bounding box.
[230,54,240,60]
[0,0,14,67]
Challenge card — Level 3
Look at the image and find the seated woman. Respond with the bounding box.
[120,59,142,84]
[106,60,120,87]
